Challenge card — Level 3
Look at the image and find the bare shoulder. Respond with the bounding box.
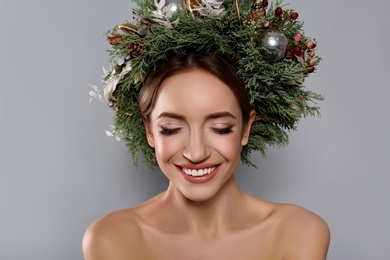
[275,204,330,259]
[82,209,145,260]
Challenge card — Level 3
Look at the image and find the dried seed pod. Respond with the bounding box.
[107,34,125,46]
[118,23,138,34]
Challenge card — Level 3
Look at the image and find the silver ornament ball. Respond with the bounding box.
[261,31,288,62]
[165,0,185,12]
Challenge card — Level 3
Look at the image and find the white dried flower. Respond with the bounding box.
[151,0,180,29]
[105,125,121,142]
[88,84,103,103]
[193,0,225,19]
[102,61,133,107]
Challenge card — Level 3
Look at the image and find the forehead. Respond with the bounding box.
[151,70,242,120]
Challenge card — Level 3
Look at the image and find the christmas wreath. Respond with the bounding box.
[89,0,323,170]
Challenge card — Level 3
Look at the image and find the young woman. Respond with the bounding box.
[84,0,330,258]
[83,53,330,259]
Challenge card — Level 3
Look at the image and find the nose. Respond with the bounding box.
[182,129,210,163]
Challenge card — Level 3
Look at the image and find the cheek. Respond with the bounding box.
[211,133,243,158]
[153,134,183,161]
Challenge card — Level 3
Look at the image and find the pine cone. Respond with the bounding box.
[250,7,266,22]
[127,40,144,56]
[107,34,125,46]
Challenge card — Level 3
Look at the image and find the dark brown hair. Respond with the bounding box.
[138,52,253,124]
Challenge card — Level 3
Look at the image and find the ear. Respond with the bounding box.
[143,116,155,148]
[241,110,256,146]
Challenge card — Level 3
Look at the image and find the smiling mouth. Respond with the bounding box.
[182,167,216,177]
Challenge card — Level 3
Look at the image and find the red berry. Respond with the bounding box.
[307,67,315,73]
[293,46,301,55]
[262,0,268,7]
[307,41,316,49]
[290,12,299,20]
[294,33,302,42]
[275,7,283,16]
[285,50,293,58]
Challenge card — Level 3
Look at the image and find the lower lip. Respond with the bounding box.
[178,165,220,184]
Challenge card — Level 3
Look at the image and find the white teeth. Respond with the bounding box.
[183,167,216,177]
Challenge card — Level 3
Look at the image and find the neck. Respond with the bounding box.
[162,176,249,237]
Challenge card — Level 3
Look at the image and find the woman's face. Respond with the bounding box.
[145,69,254,201]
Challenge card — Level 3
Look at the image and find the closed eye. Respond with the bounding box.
[211,127,233,135]
[159,127,181,136]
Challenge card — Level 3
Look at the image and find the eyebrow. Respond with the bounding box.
[157,112,185,120]
[157,111,237,120]
[206,112,237,120]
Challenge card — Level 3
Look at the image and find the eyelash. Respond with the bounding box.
[212,127,233,135]
[159,127,233,136]
[159,127,181,136]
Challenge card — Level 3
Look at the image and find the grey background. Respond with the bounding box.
[1,0,389,259]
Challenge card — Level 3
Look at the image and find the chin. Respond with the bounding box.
[178,174,234,203]
[181,188,221,202]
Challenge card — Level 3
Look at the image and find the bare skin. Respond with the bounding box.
[83,70,330,259]
[83,179,329,259]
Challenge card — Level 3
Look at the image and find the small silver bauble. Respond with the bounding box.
[260,30,288,62]
[165,0,185,12]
